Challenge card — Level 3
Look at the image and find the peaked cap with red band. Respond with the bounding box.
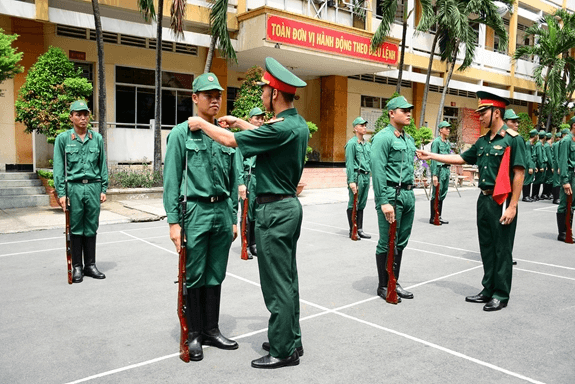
[257,57,307,94]
[476,90,510,112]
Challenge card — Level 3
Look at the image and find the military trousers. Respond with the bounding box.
[68,182,102,237]
[476,193,516,303]
[184,199,233,289]
[545,168,554,184]
[523,169,534,185]
[255,197,302,359]
[535,168,546,184]
[558,172,575,213]
[347,173,370,210]
[431,167,450,201]
[246,174,257,221]
[375,189,415,254]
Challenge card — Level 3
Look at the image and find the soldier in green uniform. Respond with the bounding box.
[53,100,108,283]
[187,57,308,369]
[532,130,547,200]
[345,116,372,239]
[371,96,417,302]
[522,129,538,202]
[418,91,525,311]
[429,121,452,224]
[551,132,562,204]
[236,107,266,258]
[543,132,555,199]
[164,73,239,362]
[556,117,575,241]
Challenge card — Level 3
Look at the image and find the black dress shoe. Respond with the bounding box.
[465,293,491,303]
[376,287,401,303]
[349,231,361,240]
[429,218,441,225]
[188,331,203,361]
[483,298,507,311]
[396,283,414,299]
[262,341,304,356]
[202,327,238,350]
[512,260,517,265]
[540,194,549,200]
[439,217,449,224]
[84,265,105,279]
[553,199,560,204]
[358,230,371,239]
[522,196,532,202]
[251,351,299,369]
[72,266,83,283]
[249,245,257,257]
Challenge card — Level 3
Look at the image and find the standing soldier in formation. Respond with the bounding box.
[188,57,308,369]
[371,95,417,302]
[556,117,575,241]
[164,73,239,362]
[532,130,547,200]
[418,91,525,311]
[236,107,266,258]
[522,129,538,202]
[345,116,372,239]
[551,131,563,204]
[543,132,555,200]
[429,121,452,225]
[53,100,108,283]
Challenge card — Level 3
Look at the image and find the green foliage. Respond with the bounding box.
[0,28,24,90]
[305,121,319,163]
[15,47,92,143]
[560,123,570,131]
[418,127,434,146]
[37,169,54,180]
[109,167,163,188]
[517,112,534,141]
[48,179,55,188]
[231,66,272,121]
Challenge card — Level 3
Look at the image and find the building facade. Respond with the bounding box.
[1,0,573,170]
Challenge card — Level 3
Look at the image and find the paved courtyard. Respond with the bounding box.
[1,189,574,384]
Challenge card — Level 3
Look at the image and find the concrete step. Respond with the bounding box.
[0,195,50,209]
[0,186,46,196]
[0,172,39,180]
[0,179,42,188]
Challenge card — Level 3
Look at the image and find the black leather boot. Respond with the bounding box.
[375,252,401,302]
[557,212,566,242]
[248,221,257,257]
[532,183,540,200]
[70,234,83,283]
[82,236,105,279]
[201,285,238,350]
[522,185,532,202]
[346,209,359,239]
[438,201,449,224]
[553,186,560,204]
[186,288,204,361]
[394,250,413,299]
[357,210,371,238]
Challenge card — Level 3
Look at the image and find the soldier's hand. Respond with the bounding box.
[218,116,238,129]
[169,223,182,253]
[529,169,533,175]
[187,116,204,131]
[100,193,106,203]
[381,204,395,224]
[433,176,439,187]
[59,197,66,212]
[232,224,238,241]
[239,184,247,200]
[349,182,358,195]
[534,168,538,173]
[416,149,431,160]
[500,205,517,225]
[564,184,572,196]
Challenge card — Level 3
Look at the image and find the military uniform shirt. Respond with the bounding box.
[459,126,526,189]
[235,150,256,186]
[235,108,309,196]
[559,133,575,185]
[345,137,371,184]
[524,140,535,171]
[430,137,451,175]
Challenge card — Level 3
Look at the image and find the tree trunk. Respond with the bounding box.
[537,70,550,128]
[435,48,457,132]
[396,17,409,94]
[418,30,439,129]
[91,0,107,161]
[204,36,216,73]
[154,0,164,173]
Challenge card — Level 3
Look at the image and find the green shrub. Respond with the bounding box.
[306,121,319,162]
[517,112,533,141]
[109,168,163,188]
[37,169,54,179]
[231,66,273,122]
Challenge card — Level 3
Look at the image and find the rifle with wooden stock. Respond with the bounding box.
[385,150,404,305]
[351,191,359,241]
[64,153,72,285]
[177,157,190,363]
[240,167,252,260]
[566,193,573,244]
[433,175,441,226]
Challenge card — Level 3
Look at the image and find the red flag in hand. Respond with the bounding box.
[493,146,511,205]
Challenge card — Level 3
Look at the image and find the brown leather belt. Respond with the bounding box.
[256,194,295,204]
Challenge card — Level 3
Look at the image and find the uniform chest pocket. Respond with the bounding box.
[88,147,100,163]
[489,146,506,157]
[186,141,207,167]
[391,141,407,163]
[65,147,80,163]
[218,146,236,169]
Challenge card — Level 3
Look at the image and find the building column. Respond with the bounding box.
[320,75,347,162]
[210,54,228,118]
[508,1,518,99]
[412,80,424,129]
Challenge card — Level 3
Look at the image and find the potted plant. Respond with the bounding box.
[37,169,60,208]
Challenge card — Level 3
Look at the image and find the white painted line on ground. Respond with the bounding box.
[533,205,558,212]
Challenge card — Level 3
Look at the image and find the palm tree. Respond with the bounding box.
[138,0,164,173]
[371,0,433,94]
[91,0,107,160]
[433,0,510,130]
[204,0,237,73]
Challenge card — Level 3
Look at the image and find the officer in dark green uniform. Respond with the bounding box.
[556,117,575,241]
[345,116,372,239]
[532,130,547,200]
[371,96,417,302]
[187,57,308,369]
[543,132,555,199]
[418,91,525,311]
[522,129,538,202]
[54,100,108,283]
[236,107,266,258]
[164,73,239,362]
[429,121,452,224]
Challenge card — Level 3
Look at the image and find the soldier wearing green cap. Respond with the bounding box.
[371,95,417,303]
[53,100,108,283]
[345,116,372,239]
[165,72,239,362]
[540,130,554,199]
[188,57,308,369]
[556,116,575,241]
[429,120,452,224]
[532,130,547,200]
[552,131,563,204]
[522,129,538,202]
[418,90,525,311]
[235,107,266,258]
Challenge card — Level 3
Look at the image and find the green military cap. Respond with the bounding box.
[257,57,306,94]
[569,116,575,125]
[556,132,562,138]
[538,130,546,138]
[529,129,538,137]
[546,132,552,139]
[503,109,519,120]
[386,95,413,110]
[192,73,224,93]
[70,100,90,113]
[248,107,265,118]
[562,128,570,135]
[438,121,451,129]
[476,91,509,112]
[352,116,368,127]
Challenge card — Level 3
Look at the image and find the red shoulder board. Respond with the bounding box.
[71,133,76,140]
[265,117,285,125]
[394,130,401,138]
[89,132,93,139]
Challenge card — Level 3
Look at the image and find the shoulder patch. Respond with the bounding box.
[506,128,519,137]
[265,117,285,125]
